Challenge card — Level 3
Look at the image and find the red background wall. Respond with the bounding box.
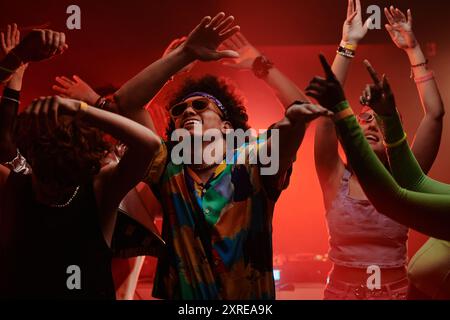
[1,0,449,268]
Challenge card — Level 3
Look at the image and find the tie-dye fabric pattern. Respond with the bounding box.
[146,140,289,300]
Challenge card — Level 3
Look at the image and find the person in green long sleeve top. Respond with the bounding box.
[361,62,449,300]
[306,54,449,299]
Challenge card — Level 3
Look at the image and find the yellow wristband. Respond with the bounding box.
[334,108,354,122]
[79,101,89,113]
[383,132,407,148]
[340,41,358,51]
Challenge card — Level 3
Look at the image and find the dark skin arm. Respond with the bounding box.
[113,12,240,130]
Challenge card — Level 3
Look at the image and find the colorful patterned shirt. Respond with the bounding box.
[145,139,291,300]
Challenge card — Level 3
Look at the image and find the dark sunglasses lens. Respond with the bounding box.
[171,103,187,117]
[192,99,208,111]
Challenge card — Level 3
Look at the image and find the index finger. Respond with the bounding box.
[319,54,335,80]
[364,59,382,86]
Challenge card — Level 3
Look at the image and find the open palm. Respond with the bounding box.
[385,6,417,50]
[183,12,240,61]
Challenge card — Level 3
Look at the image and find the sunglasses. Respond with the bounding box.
[169,98,223,119]
[357,112,376,124]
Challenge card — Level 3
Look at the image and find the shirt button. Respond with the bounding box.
[204,208,210,214]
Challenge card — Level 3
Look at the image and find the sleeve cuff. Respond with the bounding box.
[3,87,21,101]
[378,112,405,144]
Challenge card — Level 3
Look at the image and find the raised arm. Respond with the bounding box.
[384,6,444,173]
[0,28,67,83]
[314,0,371,202]
[113,13,240,129]
[22,96,161,242]
[306,54,450,241]
[0,24,26,163]
[362,60,450,195]
[221,32,309,109]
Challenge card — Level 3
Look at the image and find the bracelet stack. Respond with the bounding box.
[337,42,357,59]
[414,71,434,84]
[410,59,428,78]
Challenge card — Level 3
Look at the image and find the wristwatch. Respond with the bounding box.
[252,55,274,79]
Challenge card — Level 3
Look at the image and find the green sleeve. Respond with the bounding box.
[380,112,450,195]
[335,102,450,241]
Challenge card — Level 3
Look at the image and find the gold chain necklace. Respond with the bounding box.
[49,186,80,208]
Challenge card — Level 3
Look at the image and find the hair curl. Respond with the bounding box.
[16,116,111,188]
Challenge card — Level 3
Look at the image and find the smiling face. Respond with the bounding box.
[171,96,231,135]
[357,107,386,158]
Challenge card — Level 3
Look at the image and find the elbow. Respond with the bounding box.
[142,137,162,161]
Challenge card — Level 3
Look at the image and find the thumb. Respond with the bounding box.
[216,50,239,59]
[364,16,373,30]
[221,61,239,68]
[385,24,394,35]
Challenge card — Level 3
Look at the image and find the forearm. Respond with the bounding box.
[80,106,160,153]
[275,115,306,173]
[331,53,353,86]
[262,67,310,109]
[403,46,444,172]
[407,46,445,119]
[0,52,23,83]
[114,46,194,115]
[0,88,20,162]
[381,113,450,194]
[314,117,341,183]
[336,104,450,240]
[5,67,25,91]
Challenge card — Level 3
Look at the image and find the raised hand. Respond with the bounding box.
[384,6,417,50]
[1,24,29,72]
[52,75,100,106]
[220,32,261,70]
[360,60,396,116]
[342,0,372,45]
[1,24,20,55]
[305,54,346,111]
[20,96,83,134]
[11,29,68,64]
[181,12,240,61]
[286,102,333,124]
[162,36,195,74]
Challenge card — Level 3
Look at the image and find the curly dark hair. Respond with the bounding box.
[165,75,250,140]
[16,116,111,188]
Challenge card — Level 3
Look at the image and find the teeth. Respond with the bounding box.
[184,119,200,126]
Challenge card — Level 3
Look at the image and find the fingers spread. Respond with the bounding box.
[207,12,226,29]
[216,49,239,59]
[219,25,240,40]
[384,7,395,25]
[214,15,235,33]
